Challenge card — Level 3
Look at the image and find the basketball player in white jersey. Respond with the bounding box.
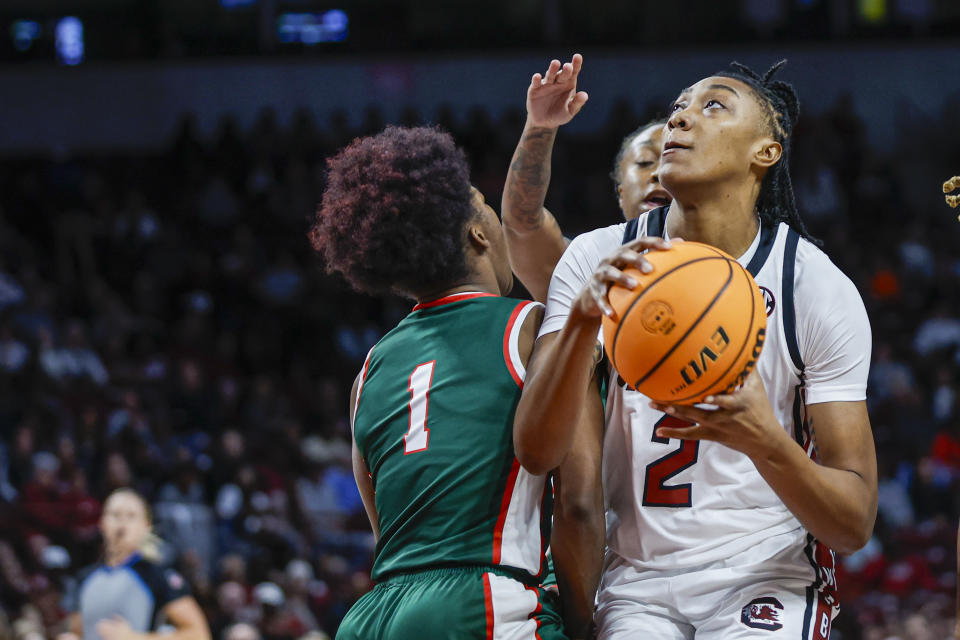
[512,59,878,638]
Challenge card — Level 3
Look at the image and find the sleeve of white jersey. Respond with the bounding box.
[795,246,872,405]
[538,226,622,339]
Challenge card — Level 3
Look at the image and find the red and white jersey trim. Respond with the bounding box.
[493,459,547,575]
[482,573,543,640]
[412,291,495,311]
[351,347,375,432]
[503,301,543,387]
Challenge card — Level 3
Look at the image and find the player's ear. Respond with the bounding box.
[617,185,624,210]
[467,223,491,252]
[753,139,782,169]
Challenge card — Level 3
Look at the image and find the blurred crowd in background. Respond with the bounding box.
[0,83,958,640]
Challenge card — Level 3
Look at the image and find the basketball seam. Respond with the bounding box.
[668,261,759,403]
[626,259,735,390]
[611,255,731,371]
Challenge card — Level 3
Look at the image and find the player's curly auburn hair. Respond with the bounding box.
[310,125,474,296]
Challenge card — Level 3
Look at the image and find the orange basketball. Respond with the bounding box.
[601,241,766,404]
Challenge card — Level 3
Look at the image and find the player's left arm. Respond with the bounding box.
[655,268,878,554]
[654,380,876,553]
[350,370,380,541]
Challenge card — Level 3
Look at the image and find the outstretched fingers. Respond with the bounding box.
[569,91,589,115]
[571,52,583,76]
[543,59,562,84]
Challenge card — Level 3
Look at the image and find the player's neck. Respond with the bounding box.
[414,279,502,306]
[665,187,760,258]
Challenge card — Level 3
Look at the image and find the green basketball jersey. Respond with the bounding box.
[353,292,550,582]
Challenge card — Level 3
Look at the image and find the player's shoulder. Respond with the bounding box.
[793,235,858,293]
[561,221,629,266]
[790,231,866,320]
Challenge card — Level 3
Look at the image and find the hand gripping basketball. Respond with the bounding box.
[945,176,960,218]
[649,371,785,460]
[574,236,673,319]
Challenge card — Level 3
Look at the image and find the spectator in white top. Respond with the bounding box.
[38,321,108,387]
[914,304,960,357]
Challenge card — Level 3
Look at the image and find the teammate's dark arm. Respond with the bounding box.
[550,374,605,639]
[350,373,380,541]
[515,238,668,475]
[655,377,878,554]
[502,54,587,302]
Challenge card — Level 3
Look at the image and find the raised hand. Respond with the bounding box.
[527,54,589,129]
[945,176,959,211]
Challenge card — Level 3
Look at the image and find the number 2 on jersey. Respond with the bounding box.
[404,361,435,454]
[642,415,700,507]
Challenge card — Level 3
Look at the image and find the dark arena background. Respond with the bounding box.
[1,1,959,639]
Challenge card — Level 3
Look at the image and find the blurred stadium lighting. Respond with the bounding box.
[10,19,40,52]
[276,9,348,45]
[859,0,888,23]
[54,16,83,65]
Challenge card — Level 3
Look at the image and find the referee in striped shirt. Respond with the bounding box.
[65,489,211,640]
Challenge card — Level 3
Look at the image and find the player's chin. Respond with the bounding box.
[657,168,699,197]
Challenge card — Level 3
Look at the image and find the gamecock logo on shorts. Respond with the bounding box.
[740,597,784,631]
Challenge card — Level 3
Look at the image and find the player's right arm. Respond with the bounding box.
[514,236,669,475]
[349,371,380,541]
[502,54,588,302]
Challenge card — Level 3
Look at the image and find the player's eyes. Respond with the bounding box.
[670,101,685,113]
[705,99,725,110]
[636,161,654,168]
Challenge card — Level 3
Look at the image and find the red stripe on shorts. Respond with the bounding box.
[482,573,495,639]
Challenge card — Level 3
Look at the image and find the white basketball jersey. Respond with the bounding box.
[540,207,871,572]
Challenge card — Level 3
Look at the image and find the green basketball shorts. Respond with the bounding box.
[336,565,567,640]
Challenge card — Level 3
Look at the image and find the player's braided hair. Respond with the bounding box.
[610,118,668,197]
[715,60,820,245]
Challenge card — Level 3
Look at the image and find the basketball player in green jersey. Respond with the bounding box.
[310,125,603,640]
